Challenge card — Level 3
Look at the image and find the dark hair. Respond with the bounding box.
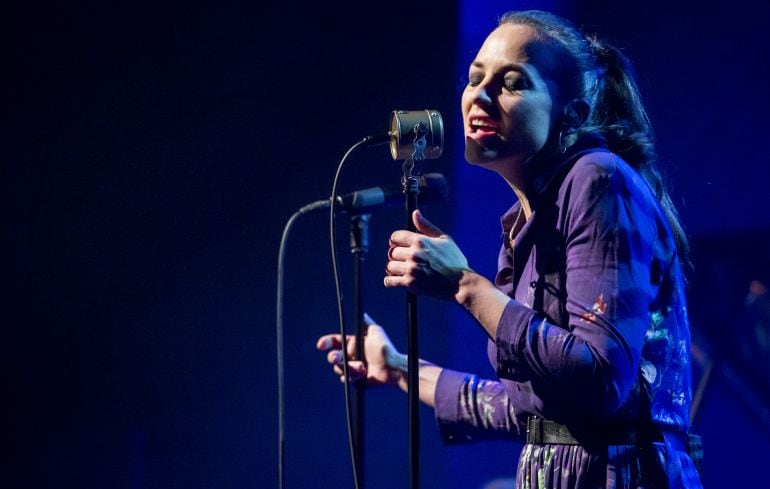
[498,10,690,268]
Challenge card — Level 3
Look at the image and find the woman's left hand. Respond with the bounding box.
[384,209,471,302]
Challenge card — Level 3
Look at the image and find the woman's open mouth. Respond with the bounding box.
[467,117,499,141]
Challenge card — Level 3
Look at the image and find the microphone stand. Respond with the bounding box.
[403,173,420,489]
[402,122,428,489]
[349,213,370,489]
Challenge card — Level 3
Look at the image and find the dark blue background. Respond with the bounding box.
[4,0,769,487]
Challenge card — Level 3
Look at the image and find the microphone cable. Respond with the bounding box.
[277,199,329,489]
[276,137,369,489]
[327,138,370,489]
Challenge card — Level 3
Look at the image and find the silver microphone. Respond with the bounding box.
[364,110,444,161]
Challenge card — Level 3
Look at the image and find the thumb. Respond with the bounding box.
[412,209,444,238]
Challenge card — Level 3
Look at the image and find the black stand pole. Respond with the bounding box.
[403,176,420,489]
[350,213,370,489]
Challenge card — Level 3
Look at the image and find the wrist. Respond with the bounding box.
[384,347,408,373]
[454,269,487,308]
[453,270,510,339]
[383,346,408,389]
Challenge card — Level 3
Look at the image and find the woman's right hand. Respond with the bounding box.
[316,320,405,387]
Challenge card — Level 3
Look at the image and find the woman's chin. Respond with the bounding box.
[465,138,502,165]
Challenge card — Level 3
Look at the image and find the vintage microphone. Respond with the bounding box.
[363,109,444,160]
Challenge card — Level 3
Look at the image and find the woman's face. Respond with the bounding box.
[462,23,563,173]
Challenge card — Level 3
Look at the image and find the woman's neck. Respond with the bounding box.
[511,187,532,219]
[492,157,534,219]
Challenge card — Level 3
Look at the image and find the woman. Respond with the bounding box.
[318,10,702,488]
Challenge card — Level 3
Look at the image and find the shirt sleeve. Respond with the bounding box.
[434,368,523,444]
[495,157,662,420]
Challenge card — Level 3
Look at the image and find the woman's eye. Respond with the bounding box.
[467,74,483,87]
[504,77,528,93]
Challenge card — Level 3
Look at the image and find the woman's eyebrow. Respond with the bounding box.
[470,60,530,76]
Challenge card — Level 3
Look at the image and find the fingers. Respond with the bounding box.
[326,349,343,365]
[384,252,413,287]
[385,259,409,277]
[389,229,420,247]
[316,334,352,351]
[365,323,385,336]
[329,352,366,383]
[316,334,341,351]
[389,211,447,247]
[319,331,362,378]
[388,245,426,263]
[385,242,430,290]
[316,335,335,350]
[332,360,366,379]
[412,209,445,238]
[316,334,356,358]
[383,275,400,288]
[383,274,414,288]
[362,312,377,326]
[327,350,362,370]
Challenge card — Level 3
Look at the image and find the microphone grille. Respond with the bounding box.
[389,110,444,161]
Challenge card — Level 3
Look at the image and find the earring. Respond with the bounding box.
[558,130,567,153]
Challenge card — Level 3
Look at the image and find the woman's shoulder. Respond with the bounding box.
[563,150,652,200]
[568,149,625,179]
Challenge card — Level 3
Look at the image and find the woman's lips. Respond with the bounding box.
[466,117,499,141]
[467,129,498,141]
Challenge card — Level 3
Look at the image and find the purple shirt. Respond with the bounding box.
[433,144,700,487]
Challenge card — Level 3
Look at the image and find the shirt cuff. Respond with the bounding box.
[495,299,536,380]
[434,368,473,444]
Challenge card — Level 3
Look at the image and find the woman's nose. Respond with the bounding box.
[470,83,493,107]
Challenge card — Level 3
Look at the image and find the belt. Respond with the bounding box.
[525,416,665,446]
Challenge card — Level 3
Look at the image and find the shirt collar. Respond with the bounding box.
[499,132,610,238]
[528,131,609,195]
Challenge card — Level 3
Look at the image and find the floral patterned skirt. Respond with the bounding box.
[516,442,702,489]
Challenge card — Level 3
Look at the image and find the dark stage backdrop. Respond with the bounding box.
[3,0,769,488]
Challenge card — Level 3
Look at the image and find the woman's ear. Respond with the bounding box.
[562,99,590,132]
